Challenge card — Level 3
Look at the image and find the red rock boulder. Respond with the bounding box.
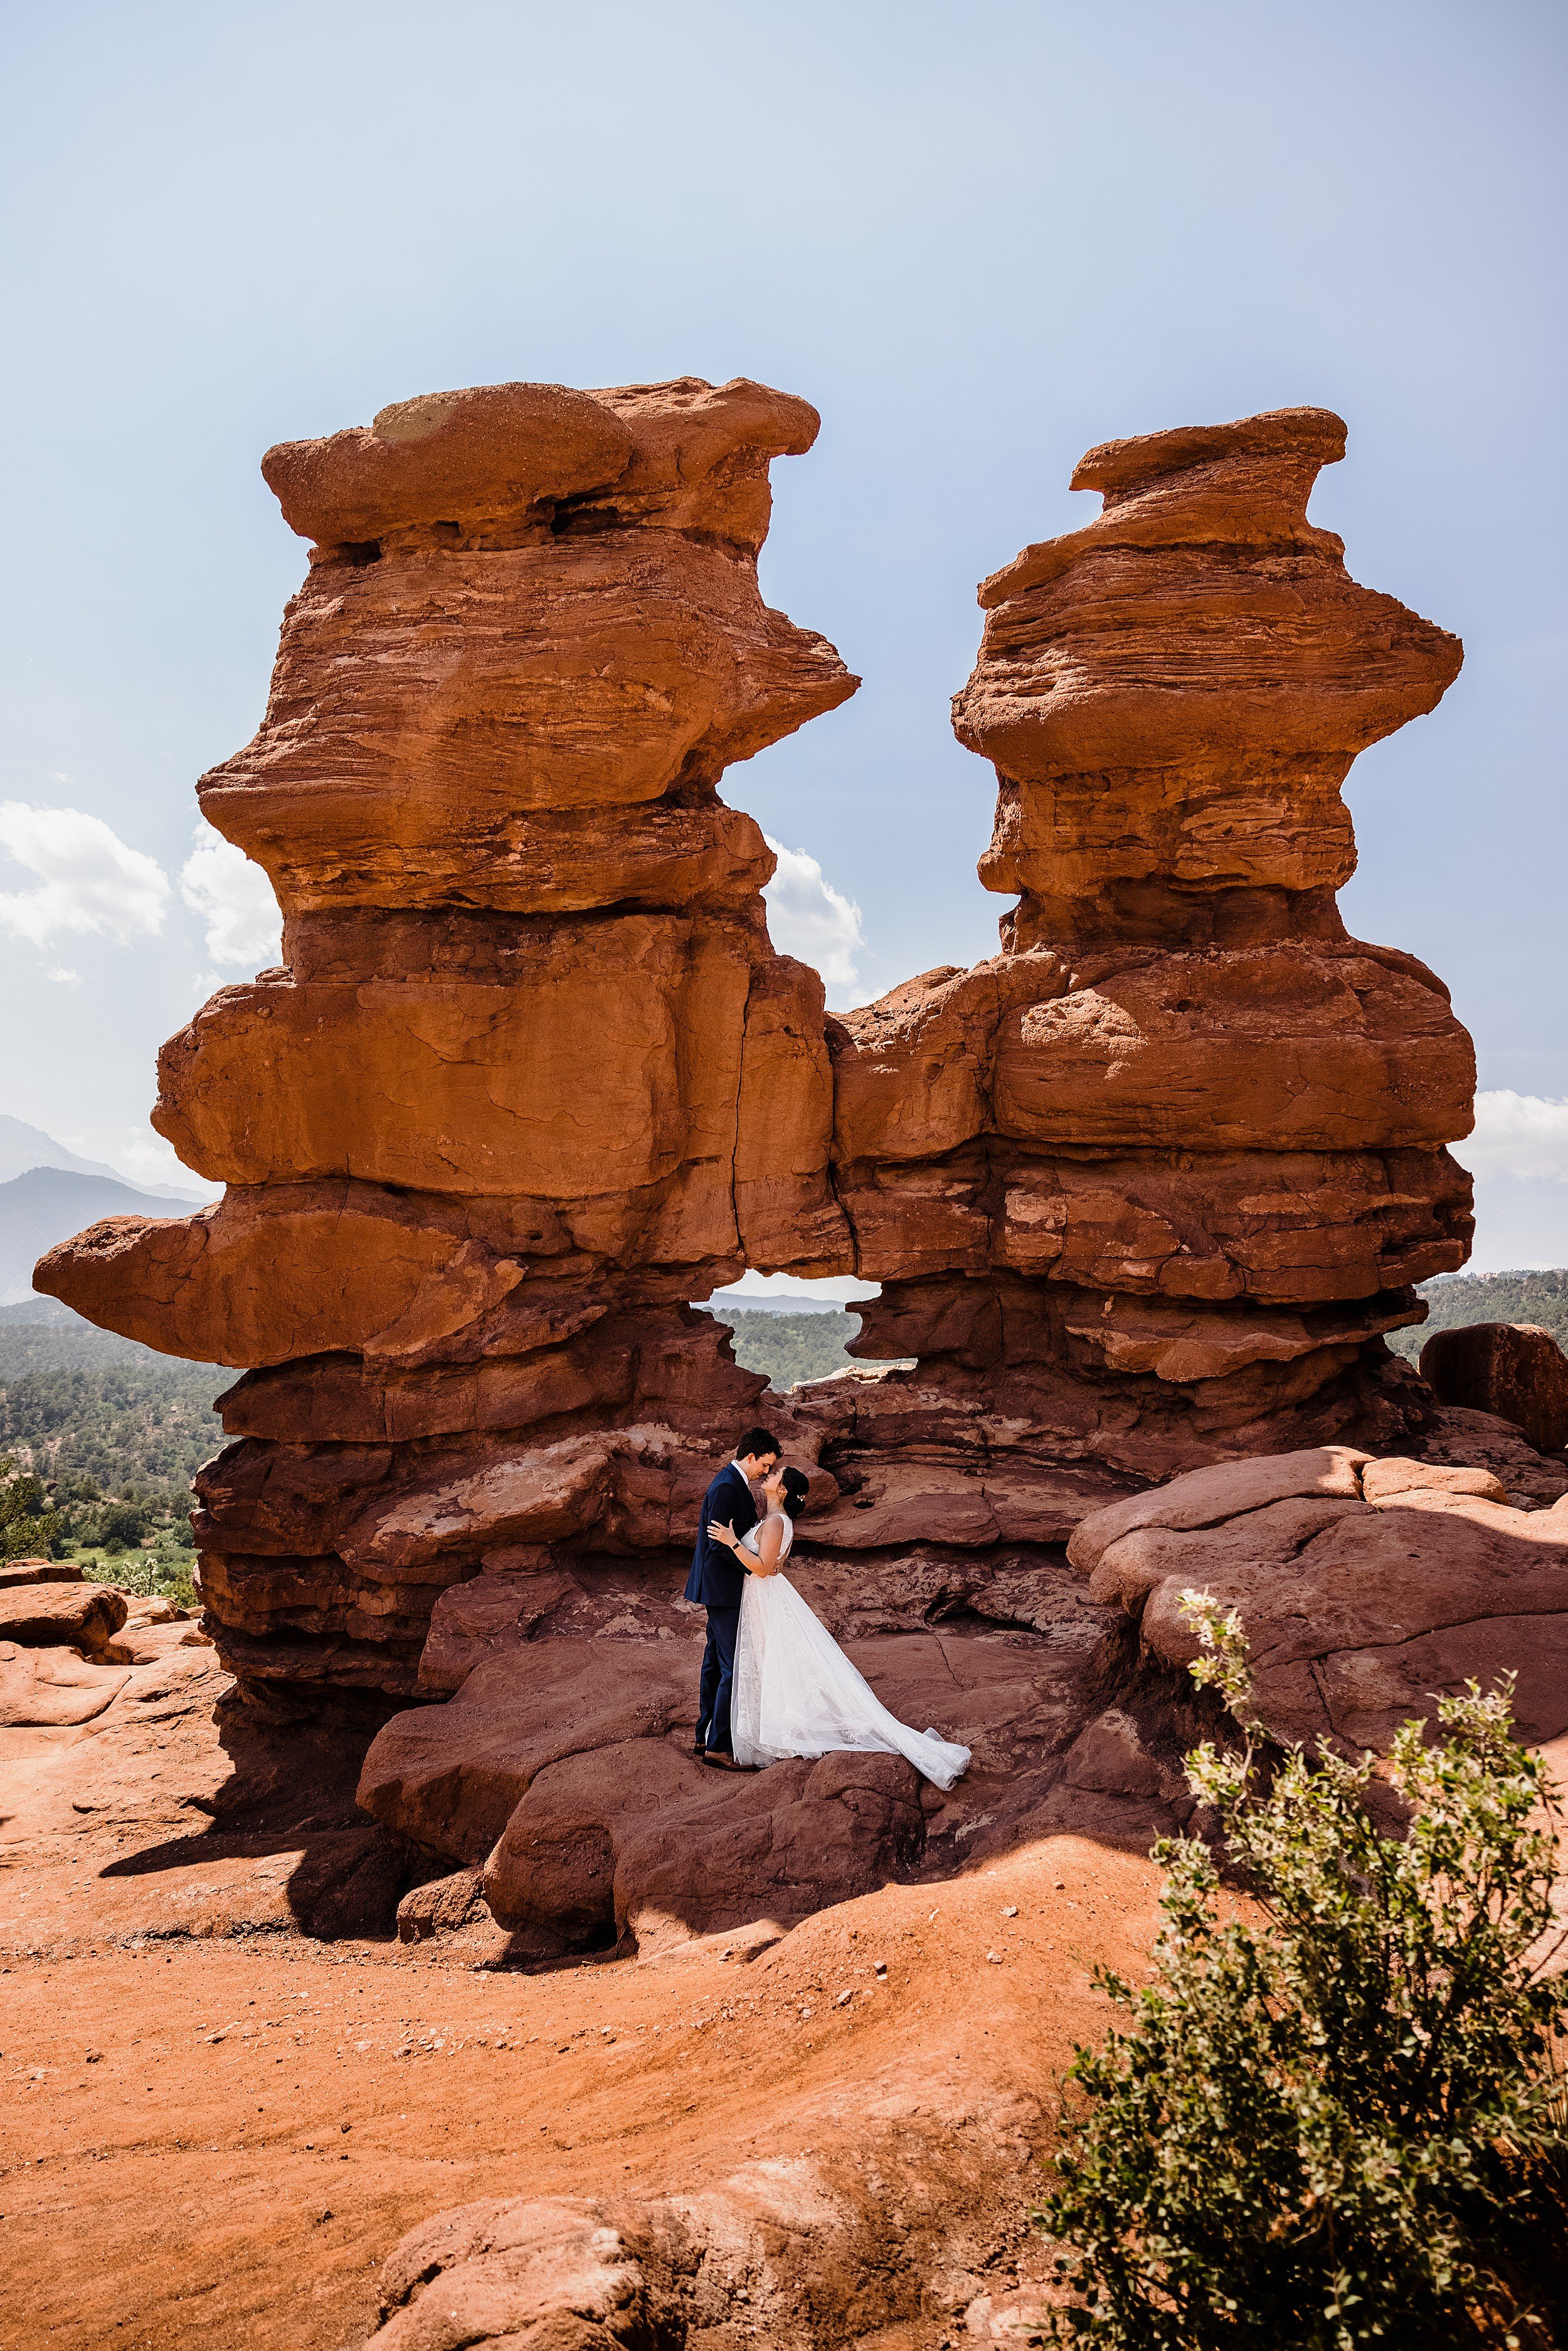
[1419,1322,1568,1455]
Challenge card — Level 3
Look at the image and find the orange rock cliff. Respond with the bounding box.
[36,387,1476,1717]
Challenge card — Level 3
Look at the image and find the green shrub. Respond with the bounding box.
[1039,1594,1568,2349]
[0,1452,62,1559]
[96,1500,152,1547]
[81,1549,198,1607]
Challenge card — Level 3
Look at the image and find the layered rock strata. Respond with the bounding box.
[39,378,859,1705]
[821,405,1475,1504]
[1069,1445,1568,1761]
[36,392,1482,1747]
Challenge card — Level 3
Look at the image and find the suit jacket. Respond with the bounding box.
[683,1462,760,1609]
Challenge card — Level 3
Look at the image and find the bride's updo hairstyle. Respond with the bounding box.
[778,1466,810,1514]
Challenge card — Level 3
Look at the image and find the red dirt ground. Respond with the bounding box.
[0,1620,1165,2350]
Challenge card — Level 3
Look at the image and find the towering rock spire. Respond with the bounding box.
[954,406,1459,948]
[36,393,1476,1712]
[822,406,1475,1502]
[38,377,860,1707]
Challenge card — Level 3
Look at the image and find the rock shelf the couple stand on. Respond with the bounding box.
[36,379,1568,1961]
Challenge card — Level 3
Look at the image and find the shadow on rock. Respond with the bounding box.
[97,1692,450,1940]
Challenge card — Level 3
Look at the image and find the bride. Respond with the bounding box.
[706,1465,970,1789]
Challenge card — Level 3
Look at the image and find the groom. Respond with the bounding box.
[684,1426,780,1770]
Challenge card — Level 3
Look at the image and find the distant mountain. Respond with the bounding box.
[0,1113,210,1202]
[0,1165,199,1305]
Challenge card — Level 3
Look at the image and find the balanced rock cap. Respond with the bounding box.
[978,404,1353,609]
[262,381,635,546]
[1069,405,1347,499]
[261,376,823,550]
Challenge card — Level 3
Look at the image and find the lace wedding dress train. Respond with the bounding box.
[729,1516,971,1790]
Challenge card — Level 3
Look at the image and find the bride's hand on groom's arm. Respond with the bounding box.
[706,1519,738,1546]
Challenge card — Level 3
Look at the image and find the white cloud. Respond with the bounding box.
[112,1127,221,1201]
[179,825,282,967]
[762,836,866,1006]
[45,965,83,987]
[1462,1091,1568,1182]
[0,802,169,947]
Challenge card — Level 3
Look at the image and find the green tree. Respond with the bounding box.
[1040,1595,1568,2348]
[0,1452,64,1559]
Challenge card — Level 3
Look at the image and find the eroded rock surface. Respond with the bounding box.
[352,1539,1142,1955]
[1420,1319,1568,1455]
[19,385,1558,2351]
[36,391,1482,1744]
[827,403,1474,1507]
[1070,1444,1568,1759]
[37,375,861,1706]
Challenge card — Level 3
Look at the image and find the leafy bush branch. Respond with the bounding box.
[1039,1590,1568,2348]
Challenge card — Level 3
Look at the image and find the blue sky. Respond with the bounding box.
[1,0,1564,1271]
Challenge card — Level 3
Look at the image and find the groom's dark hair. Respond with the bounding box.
[734,1427,780,1461]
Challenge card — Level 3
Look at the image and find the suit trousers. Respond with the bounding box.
[696,1604,741,1755]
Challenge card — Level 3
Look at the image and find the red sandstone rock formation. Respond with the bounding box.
[38,377,859,1706]
[35,391,1488,1765]
[823,405,1475,1503]
[1068,1446,1568,1759]
[1419,1320,1568,1455]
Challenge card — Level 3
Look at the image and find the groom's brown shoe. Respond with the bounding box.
[701,1750,746,1771]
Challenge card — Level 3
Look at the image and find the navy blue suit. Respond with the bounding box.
[684,1462,760,1754]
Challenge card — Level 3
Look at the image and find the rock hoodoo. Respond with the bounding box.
[18,390,1568,2351]
[38,378,861,1709]
[37,390,1489,1833]
[823,404,1476,1511]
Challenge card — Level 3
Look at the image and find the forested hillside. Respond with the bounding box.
[702,1305,912,1389]
[0,1302,223,1594]
[1,1354,225,1495]
[1389,1268,1568,1362]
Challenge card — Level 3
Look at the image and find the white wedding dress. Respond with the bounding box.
[729,1514,971,1789]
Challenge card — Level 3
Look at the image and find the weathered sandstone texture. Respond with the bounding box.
[824,405,1475,1502]
[1068,1444,1568,1761]
[36,392,1500,1791]
[1419,1320,1568,1456]
[38,377,859,1707]
[21,391,1568,2351]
